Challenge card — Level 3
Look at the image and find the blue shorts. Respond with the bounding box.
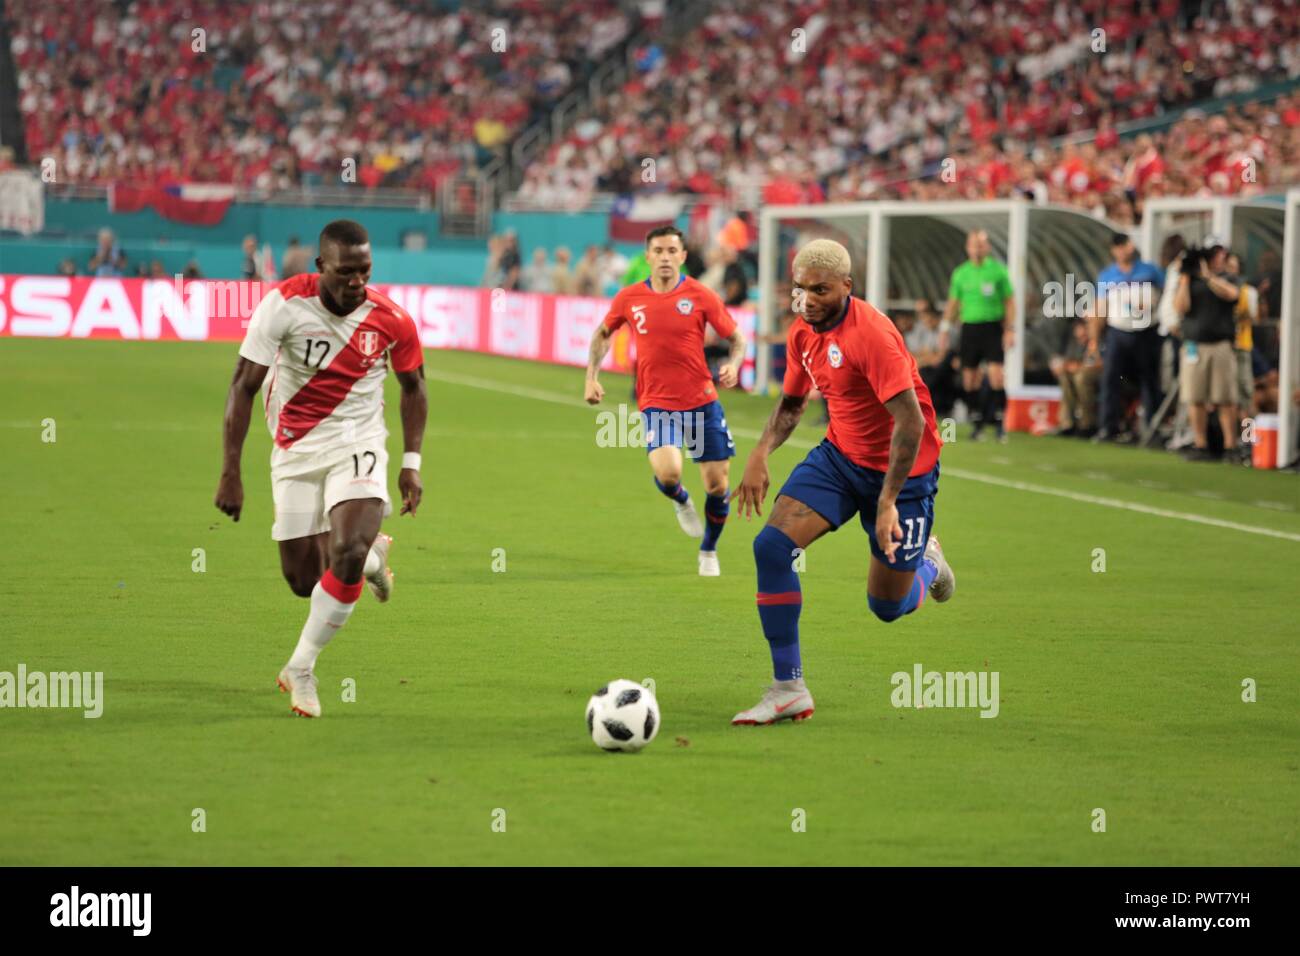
[642,400,736,463]
[778,439,939,571]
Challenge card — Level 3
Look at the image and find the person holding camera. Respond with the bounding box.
[1172,239,1240,462]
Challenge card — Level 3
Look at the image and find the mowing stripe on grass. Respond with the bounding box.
[425,367,1300,544]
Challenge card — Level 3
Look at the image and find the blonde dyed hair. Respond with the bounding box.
[792,239,851,277]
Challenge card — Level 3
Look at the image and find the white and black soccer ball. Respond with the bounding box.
[586,679,660,752]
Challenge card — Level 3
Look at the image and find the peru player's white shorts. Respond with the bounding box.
[269,444,393,541]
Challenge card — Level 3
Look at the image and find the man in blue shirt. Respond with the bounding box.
[1087,233,1165,442]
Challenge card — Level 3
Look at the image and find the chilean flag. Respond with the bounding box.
[608,193,683,243]
[109,183,236,226]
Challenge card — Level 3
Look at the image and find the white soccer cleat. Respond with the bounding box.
[925,533,955,603]
[698,550,720,576]
[731,680,815,725]
[277,666,321,718]
[366,532,394,603]
[674,499,704,538]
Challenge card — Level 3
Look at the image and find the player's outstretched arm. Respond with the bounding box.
[215,357,269,522]
[733,393,807,519]
[396,366,427,516]
[876,388,925,563]
[717,328,747,388]
[584,324,612,404]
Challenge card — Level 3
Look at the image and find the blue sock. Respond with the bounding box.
[868,558,938,622]
[654,477,689,504]
[754,525,802,680]
[700,491,729,552]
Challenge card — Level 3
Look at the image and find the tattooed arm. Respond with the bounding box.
[876,387,925,563]
[732,392,808,518]
[717,328,747,388]
[584,323,613,404]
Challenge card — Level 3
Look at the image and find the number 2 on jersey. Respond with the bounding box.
[632,305,647,334]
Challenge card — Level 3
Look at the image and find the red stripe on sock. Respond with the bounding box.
[756,591,802,606]
[706,512,728,524]
[321,568,363,603]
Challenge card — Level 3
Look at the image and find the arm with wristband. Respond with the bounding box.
[396,366,426,515]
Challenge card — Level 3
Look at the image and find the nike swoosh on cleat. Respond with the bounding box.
[774,695,808,713]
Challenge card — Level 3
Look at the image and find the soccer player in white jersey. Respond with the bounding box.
[214,220,427,718]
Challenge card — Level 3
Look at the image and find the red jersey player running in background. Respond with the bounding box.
[215,220,428,718]
[731,239,956,725]
[584,226,747,576]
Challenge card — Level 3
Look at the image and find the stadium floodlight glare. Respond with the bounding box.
[757,199,1121,395]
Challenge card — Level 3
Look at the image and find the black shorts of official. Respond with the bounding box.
[959,321,1004,369]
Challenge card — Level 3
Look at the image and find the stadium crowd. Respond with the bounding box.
[7,0,638,191]
[516,0,1300,220]
[9,0,1298,223]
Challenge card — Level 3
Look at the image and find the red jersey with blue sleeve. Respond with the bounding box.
[602,275,737,412]
[783,297,942,475]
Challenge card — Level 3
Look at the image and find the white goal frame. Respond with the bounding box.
[756,199,1121,395]
[1281,190,1300,468]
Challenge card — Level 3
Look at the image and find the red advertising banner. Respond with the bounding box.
[0,275,757,387]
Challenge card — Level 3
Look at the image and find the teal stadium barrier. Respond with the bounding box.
[0,198,653,286]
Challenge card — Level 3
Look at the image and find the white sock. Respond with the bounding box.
[363,547,381,578]
[287,578,358,671]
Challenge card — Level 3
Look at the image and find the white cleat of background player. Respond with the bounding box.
[925,534,955,602]
[365,532,394,602]
[277,666,321,718]
[674,499,704,538]
[732,678,815,725]
[698,550,720,577]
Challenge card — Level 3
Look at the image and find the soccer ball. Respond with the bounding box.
[586,679,660,752]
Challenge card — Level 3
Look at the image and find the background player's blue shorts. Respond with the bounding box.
[778,438,939,571]
[642,400,735,462]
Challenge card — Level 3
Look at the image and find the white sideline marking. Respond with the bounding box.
[936,467,1300,543]
[426,370,590,408]
[1,419,203,432]
[429,368,1300,543]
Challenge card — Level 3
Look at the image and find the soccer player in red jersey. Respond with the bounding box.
[731,239,956,724]
[214,220,428,718]
[584,226,747,576]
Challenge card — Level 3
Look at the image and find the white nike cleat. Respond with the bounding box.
[277,666,321,718]
[925,533,955,602]
[366,532,394,603]
[731,680,815,725]
[698,550,720,576]
[674,499,704,538]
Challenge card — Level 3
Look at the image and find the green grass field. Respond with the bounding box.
[1,337,1297,865]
